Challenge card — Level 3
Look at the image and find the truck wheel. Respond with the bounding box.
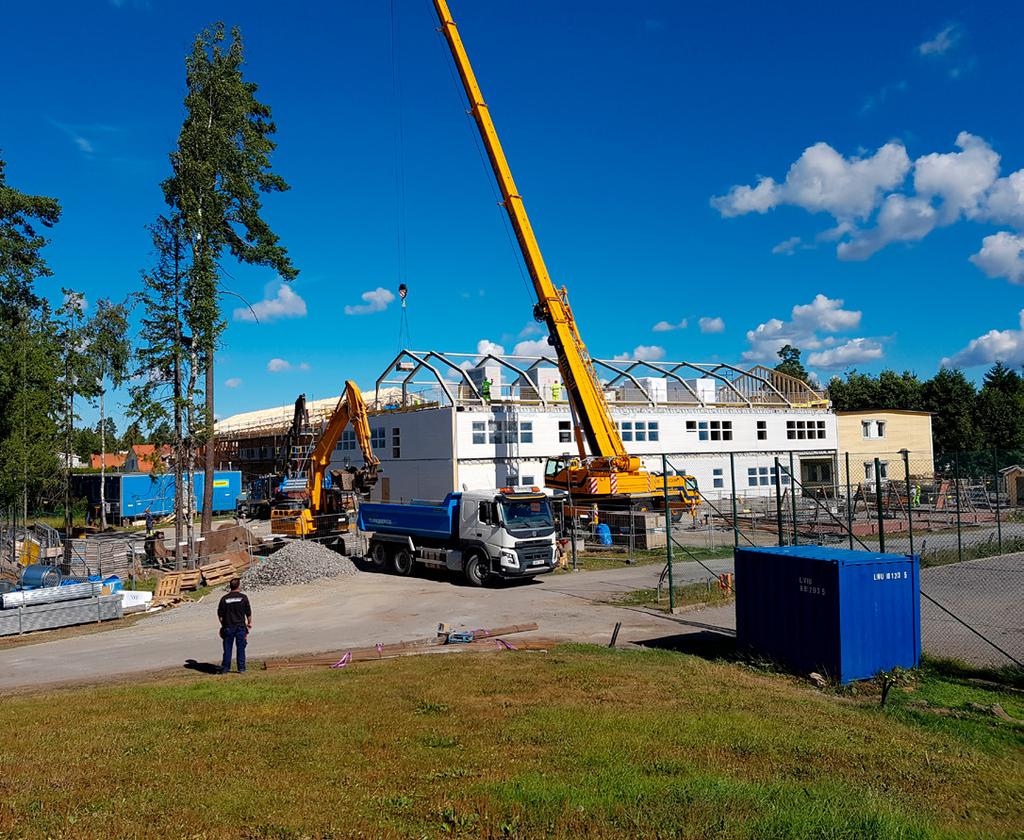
[369,542,390,569]
[464,552,488,587]
[393,548,415,576]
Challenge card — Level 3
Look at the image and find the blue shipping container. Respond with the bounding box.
[116,471,242,519]
[735,545,920,683]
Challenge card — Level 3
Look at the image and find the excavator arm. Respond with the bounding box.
[307,380,380,516]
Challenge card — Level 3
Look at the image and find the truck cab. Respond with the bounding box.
[358,489,558,586]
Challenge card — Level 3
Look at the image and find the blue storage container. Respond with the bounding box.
[735,545,920,683]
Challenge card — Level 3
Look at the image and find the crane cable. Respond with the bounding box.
[428,2,536,308]
[390,0,412,352]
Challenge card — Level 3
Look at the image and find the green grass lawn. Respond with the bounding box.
[0,647,1020,838]
[567,545,733,571]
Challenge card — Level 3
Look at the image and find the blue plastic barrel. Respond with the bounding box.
[596,524,612,546]
[20,564,61,589]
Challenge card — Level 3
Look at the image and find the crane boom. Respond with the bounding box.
[433,0,628,465]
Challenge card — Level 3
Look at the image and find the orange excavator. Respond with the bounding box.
[270,380,380,537]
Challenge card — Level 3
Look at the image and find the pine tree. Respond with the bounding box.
[87,298,132,529]
[162,23,297,538]
[0,153,62,532]
[774,345,811,384]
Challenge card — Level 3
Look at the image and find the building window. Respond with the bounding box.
[747,466,790,487]
[686,420,696,432]
[392,428,401,459]
[756,420,767,441]
[698,421,708,441]
[864,461,888,481]
[472,421,486,445]
[876,420,886,438]
[803,462,833,484]
[521,475,535,487]
[706,420,732,441]
[338,429,356,451]
[648,421,659,442]
[713,468,724,489]
[635,421,647,442]
[520,421,533,444]
[621,421,633,442]
[371,427,386,449]
[558,420,572,444]
[862,420,872,439]
[787,419,825,440]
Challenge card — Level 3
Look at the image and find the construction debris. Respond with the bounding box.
[263,622,541,670]
[241,540,359,591]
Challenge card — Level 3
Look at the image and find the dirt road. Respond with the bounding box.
[0,559,735,693]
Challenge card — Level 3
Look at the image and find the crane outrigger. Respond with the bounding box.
[432,0,700,515]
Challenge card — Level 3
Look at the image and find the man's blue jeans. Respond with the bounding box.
[221,625,248,673]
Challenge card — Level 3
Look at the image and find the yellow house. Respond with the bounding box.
[835,410,935,487]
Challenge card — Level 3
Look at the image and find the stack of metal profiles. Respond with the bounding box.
[0,580,123,637]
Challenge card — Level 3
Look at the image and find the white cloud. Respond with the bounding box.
[224,377,242,389]
[942,310,1024,368]
[715,131,1024,282]
[743,294,865,363]
[712,141,910,220]
[234,283,307,323]
[807,338,884,369]
[698,316,726,334]
[913,132,1000,222]
[344,287,395,316]
[771,236,803,255]
[918,24,960,57]
[266,358,310,373]
[476,339,506,356]
[518,322,543,338]
[512,338,551,356]
[970,232,1024,284]
[613,345,665,362]
[653,318,687,332]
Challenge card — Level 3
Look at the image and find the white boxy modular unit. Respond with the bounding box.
[327,351,841,504]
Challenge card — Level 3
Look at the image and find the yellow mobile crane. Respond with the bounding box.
[271,380,381,537]
[433,1,700,515]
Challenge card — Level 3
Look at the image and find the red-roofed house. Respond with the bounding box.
[91,452,127,470]
[125,444,173,474]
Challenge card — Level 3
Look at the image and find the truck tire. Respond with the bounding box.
[369,541,390,569]
[393,548,415,576]
[463,552,488,587]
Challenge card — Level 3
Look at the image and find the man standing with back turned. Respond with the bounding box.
[218,578,252,674]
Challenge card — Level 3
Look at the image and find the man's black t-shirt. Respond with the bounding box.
[218,591,251,627]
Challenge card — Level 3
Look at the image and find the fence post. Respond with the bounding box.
[729,452,739,549]
[774,456,784,547]
[954,451,963,564]
[875,457,886,553]
[993,448,1002,554]
[662,454,675,610]
[845,451,854,551]
[902,449,914,557]
[788,450,798,546]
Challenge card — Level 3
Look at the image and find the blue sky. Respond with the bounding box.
[3,0,1023,428]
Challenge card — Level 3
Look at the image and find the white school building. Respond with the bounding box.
[326,350,840,503]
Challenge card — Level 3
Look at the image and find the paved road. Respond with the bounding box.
[0,558,735,694]
[920,553,1024,667]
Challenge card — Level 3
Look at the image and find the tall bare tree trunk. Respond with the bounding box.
[99,387,107,530]
[201,361,214,544]
[173,234,184,570]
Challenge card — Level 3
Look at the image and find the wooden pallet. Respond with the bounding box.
[199,559,237,587]
[154,574,181,598]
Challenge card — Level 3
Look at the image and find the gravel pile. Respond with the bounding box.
[241,540,360,590]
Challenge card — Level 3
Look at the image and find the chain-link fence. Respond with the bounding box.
[557,449,1023,669]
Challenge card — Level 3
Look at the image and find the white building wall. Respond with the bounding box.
[357,404,839,501]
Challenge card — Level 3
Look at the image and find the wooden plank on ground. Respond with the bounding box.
[177,570,202,591]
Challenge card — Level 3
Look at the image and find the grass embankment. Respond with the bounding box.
[1,648,1021,838]
[609,578,735,612]
[569,545,732,571]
